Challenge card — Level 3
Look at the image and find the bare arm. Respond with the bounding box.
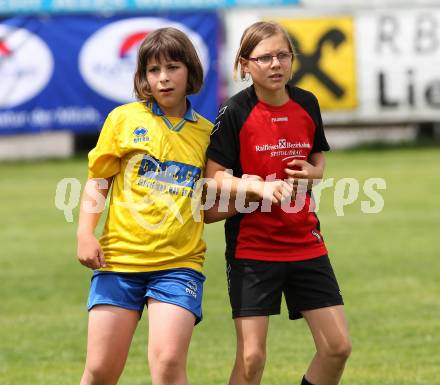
[309,151,326,178]
[203,198,238,224]
[76,177,112,269]
[203,159,292,223]
[203,160,241,224]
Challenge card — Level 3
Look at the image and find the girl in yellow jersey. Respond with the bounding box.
[76,27,213,385]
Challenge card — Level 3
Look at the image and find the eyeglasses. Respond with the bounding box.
[247,52,293,65]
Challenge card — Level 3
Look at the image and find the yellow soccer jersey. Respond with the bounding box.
[87,101,213,273]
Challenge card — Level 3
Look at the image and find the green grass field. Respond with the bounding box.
[0,147,439,385]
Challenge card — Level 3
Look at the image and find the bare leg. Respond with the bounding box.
[80,305,140,385]
[228,316,269,385]
[302,305,351,385]
[147,299,196,385]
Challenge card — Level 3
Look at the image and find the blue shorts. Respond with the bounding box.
[87,268,205,324]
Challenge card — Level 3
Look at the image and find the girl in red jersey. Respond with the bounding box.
[205,21,351,385]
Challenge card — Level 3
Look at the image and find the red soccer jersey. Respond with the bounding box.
[207,84,329,262]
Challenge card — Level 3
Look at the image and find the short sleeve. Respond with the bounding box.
[206,103,240,169]
[310,96,330,153]
[88,113,122,179]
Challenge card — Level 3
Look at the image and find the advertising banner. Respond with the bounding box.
[0,0,299,14]
[224,8,440,124]
[356,9,440,122]
[0,13,219,134]
[279,16,357,111]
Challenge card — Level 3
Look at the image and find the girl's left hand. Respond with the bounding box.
[284,159,323,181]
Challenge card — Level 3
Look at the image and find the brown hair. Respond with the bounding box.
[233,21,295,81]
[134,27,204,100]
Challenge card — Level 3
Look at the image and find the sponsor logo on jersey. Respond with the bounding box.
[272,116,288,122]
[0,25,53,108]
[79,17,209,103]
[137,155,201,189]
[133,126,150,143]
[255,138,311,152]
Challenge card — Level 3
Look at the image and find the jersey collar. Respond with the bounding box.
[148,99,198,122]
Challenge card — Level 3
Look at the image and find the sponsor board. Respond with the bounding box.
[0,14,219,134]
[0,0,299,14]
[79,17,209,103]
[356,9,440,122]
[277,17,357,111]
[224,8,440,123]
[0,25,53,109]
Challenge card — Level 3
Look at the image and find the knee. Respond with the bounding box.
[82,364,118,385]
[320,338,352,362]
[149,351,183,381]
[240,349,266,381]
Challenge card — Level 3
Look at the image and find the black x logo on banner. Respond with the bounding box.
[289,28,347,99]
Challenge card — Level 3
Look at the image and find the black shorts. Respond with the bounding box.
[226,255,343,320]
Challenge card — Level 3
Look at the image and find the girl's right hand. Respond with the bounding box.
[248,179,293,205]
[77,233,106,270]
